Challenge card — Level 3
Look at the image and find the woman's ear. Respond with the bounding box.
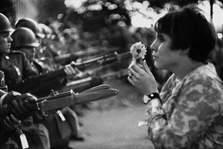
[180,47,190,55]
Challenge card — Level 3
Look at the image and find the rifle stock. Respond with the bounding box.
[8,52,131,94]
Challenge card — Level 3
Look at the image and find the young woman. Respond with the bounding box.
[128,5,223,149]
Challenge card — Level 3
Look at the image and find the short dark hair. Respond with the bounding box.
[154,5,217,63]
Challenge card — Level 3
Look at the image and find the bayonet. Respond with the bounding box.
[37,85,119,111]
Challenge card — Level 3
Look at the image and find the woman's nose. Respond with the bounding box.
[150,41,157,52]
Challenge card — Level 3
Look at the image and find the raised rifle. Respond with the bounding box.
[8,52,131,95]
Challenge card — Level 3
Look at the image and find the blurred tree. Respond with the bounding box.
[63,0,222,31]
[135,0,222,9]
[37,0,66,23]
[61,0,135,54]
[59,0,222,55]
[1,0,66,24]
[73,0,132,32]
[138,0,222,20]
[0,0,16,23]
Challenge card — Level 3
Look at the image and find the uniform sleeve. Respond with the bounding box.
[0,71,7,92]
[146,79,221,149]
[22,54,38,78]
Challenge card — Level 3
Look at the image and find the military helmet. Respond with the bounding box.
[0,13,13,33]
[11,27,39,48]
[15,18,45,38]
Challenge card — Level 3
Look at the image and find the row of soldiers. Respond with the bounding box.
[0,13,89,149]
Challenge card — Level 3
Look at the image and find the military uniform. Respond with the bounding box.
[0,70,7,91]
[0,51,37,91]
[0,51,50,149]
[11,22,83,148]
[30,58,80,149]
[0,70,8,148]
[28,58,67,97]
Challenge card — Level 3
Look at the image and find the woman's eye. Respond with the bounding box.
[157,35,164,41]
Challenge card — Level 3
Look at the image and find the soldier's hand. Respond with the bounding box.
[1,114,20,132]
[65,63,84,80]
[3,92,39,120]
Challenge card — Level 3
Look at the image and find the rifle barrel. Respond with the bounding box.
[100,52,132,65]
[8,52,131,94]
[74,53,116,68]
[74,52,132,68]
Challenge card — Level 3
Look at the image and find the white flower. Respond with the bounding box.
[130,42,147,60]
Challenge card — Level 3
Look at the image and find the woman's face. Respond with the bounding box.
[150,32,182,71]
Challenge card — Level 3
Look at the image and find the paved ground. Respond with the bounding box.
[69,106,155,149]
[69,78,155,149]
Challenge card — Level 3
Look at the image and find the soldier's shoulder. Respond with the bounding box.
[9,50,26,57]
[9,50,25,55]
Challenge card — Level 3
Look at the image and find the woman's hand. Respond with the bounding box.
[128,60,158,95]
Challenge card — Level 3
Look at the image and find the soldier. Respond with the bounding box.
[15,18,63,63]
[0,13,39,148]
[11,26,84,149]
[0,13,50,149]
[0,84,39,149]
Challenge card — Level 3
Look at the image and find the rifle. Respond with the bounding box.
[0,84,119,117]
[58,76,103,93]
[8,52,132,94]
[53,47,121,65]
[37,84,119,111]
[58,66,129,93]
[74,51,132,69]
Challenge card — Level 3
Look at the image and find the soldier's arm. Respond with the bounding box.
[0,90,38,120]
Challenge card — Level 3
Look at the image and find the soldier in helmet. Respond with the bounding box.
[15,18,45,39]
[11,26,84,149]
[15,18,81,66]
[0,13,40,149]
[15,18,61,61]
[0,17,38,88]
[11,26,82,96]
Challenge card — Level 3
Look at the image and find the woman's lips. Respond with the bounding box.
[152,55,157,61]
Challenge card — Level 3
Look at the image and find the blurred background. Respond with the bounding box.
[1,0,222,84]
[1,0,222,48]
[0,0,222,148]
